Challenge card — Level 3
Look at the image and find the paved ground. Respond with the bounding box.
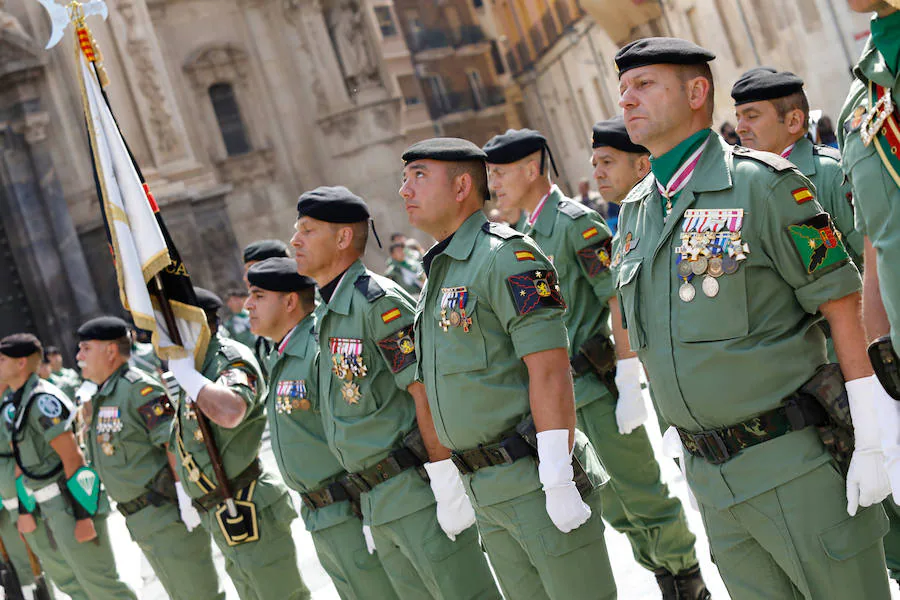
[22,392,900,599]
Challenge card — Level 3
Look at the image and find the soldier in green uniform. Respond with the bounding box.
[245,257,399,600]
[75,316,223,600]
[243,240,291,376]
[399,138,616,600]
[614,37,892,598]
[166,288,310,600]
[224,289,258,348]
[484,128,708,599]
[838,0,900,584]
[44,347,81,402]
[0,333,137,599]
[291,186,499,599]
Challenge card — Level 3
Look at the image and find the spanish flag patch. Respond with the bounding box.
[514,250,535,262]
[140,386,154,396]
[381,308,402,324]
[582,227,599,240]
[792,187,813,204]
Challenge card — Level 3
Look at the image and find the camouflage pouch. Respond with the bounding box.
[797,363,854,476]
[868,336,900,401]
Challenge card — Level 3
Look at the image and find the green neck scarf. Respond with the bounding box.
[872,10,900,76]
[650,128,711,190]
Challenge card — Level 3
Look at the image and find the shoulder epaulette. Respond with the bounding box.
[482,222,522,239]
[218,343,241,362]
[558,199,591,219]
[354,274,385,303]
[123,369,141,383]
[812,144,842,162]
[731,145,794,172]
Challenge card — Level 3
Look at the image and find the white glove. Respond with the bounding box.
[424,459,476,541]
[537,429,591,533]
[614,357,647,435]
[661,427,699,512]
[175,481,202,532]
[871,379,900,504]
[167,356,212,403]
[74,381,97,405]
[846,376,892,516]
[362,524,376,554]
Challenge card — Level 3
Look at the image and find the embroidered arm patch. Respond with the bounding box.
[577,238,613,277]
[507,270,566,315]
[138,395,174,430]
[377,325,417,374]
[216,367,257,394]
[787,213,850,274]
[36,394,69,430]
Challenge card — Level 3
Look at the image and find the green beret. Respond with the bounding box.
[592,116,649,154]
[731,67,804,106]
[242,240,289,263]
[402,137,487,163]
[615,37,715,77]
[193,287,223,313]
[247,258,316,293]
[0,333,42,358]
[77,316,129,341]
[296,186,370,224]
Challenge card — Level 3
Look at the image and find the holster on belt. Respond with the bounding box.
[570,334,618,395]
[118,466,178,517]
[515,415,595,499]
[798,363,854,475]
[869,336,900,401]
[339,429,427,502]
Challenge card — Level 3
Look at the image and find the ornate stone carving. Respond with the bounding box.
[214,148,276,189]
[11,111,51,144]
[327,0,380,93]
[184,45,251,90]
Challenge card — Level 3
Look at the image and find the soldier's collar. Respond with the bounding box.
[281,312,316,360]
[326,260,367,317]
[442,210,485,263]
[786,135,815,176]
[98,363,130,397]
[854,36,896,89]
[531,186,563,236]
[690,133,732,193]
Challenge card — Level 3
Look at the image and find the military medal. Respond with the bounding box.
[708,257,723,277]
[702,275,719,298]
[101,442,114,456]
[691,256,708,275]
[439,287,472,333]
[722,256,738,274]
[194,429,204,442]
[861,86,894,147]
[679,281,696,302]
[675,255,695,302]
[677,260,693,278]
[341,382,361,405]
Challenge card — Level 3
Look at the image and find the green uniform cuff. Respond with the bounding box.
[510,318,570,359]
[794,263,862,314]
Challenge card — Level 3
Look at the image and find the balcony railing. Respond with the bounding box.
[407,29,450,53]
[455,25,487,46]
[425,86,506,119]
[529,23,547,55]
[556,0,574,28]
[542,10,560,40]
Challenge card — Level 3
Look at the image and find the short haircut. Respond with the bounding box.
[45,346,61,356]
[447,160,489,204]
[677,63,715,118]
[390,233,405,242]
[298,287,316,311]
[771,91,810,129]
[114,336,132,357]
[349,222,369,254]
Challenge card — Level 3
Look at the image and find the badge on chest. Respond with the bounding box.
[439,287,472,332]
[329,337,366,405]
[675,209,749,302]
[96,406,123,456]
[275,380,310,414]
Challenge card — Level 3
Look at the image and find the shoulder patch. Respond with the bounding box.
[507,269,566,315]
[577,239,613,277]
[787,213,850,274]
[354,274,386,303]
[381,307,402,324]
[377,325,417,374]
[731,145,794,172]
[812,144,841,162]
[123,369,141,383]
[791,187,815,204]
[482,221,523,240]
[138,395,175,429]
[557,200,590,219]
[35,394,69,430]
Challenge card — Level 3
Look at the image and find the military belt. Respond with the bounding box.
[339,447,422,501]
[192,459,262,513]
[117,489,170,517]
[449,432,534,475]
[300,481,351,511]
[678,394,827,465]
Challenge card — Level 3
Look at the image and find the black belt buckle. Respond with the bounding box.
[694,430,731,465]
[450,452,473,474]
[327,481,348,503]
[346,472,371,493]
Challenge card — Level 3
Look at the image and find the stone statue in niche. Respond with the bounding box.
[0,0,30,39]
[328,0,379,91]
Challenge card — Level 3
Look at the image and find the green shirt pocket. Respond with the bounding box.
[616,257,646,351]
[675,262,750,343]
[433,295,488,375]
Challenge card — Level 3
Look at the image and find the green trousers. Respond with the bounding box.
[577,398,698,574]
[474,486,616,600]
[310,515,398,600]
[25,495,135,600]
[203,492,310,600]
[125,503,224,600]
[0,508,36,588]
[371,503,499,599]
[883,498,900,581]
[699,461,891,599]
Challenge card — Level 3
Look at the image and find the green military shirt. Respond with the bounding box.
[268,309,354,532]
[616,132,861,510]
[838,36,900,350]
[86,364,173,504]
[170,336,283,509]
[785,136,863,265]
[415,211,570,507]
[8,375,77,492]
[224,312,257,348]
[0,396,19,502]
[518,186,616,409]
[316,259,434,526]
[384,259,424,297]
[49,368,81,402]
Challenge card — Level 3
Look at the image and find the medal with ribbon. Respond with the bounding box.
[439,287,472,332]
[676,209,748,302]
[330,337,366,405]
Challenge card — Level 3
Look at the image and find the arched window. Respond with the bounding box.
[208,83,251,156]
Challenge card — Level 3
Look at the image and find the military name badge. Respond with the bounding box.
[507,269,565,315]
[675,209,747,302]
[329,337,366,405]
[275,380,310,414]
[577,237,613,277]
[377,325,417,374]
[439,286,472,332]
[138,396,174,429]
[36,394,68,429]
[787,213,849,274]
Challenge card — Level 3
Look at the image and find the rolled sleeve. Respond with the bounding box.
[794,261,862,314]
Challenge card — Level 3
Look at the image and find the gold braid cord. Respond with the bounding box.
[70,1,109,87]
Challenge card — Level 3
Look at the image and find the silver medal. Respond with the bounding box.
[679,281,696,302]
[702,275,719,298]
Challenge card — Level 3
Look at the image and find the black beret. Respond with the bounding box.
[615,37,716,77]
[483,129,547,164]
[77,317,129,341]
[296,186,370,224]
[247,258,316,293]
[0,334,42,358]
[731,68,804,106]
[402,137,487,163]
[193,287,223,313]
[591,116,649,154]
[242,240,289,263]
